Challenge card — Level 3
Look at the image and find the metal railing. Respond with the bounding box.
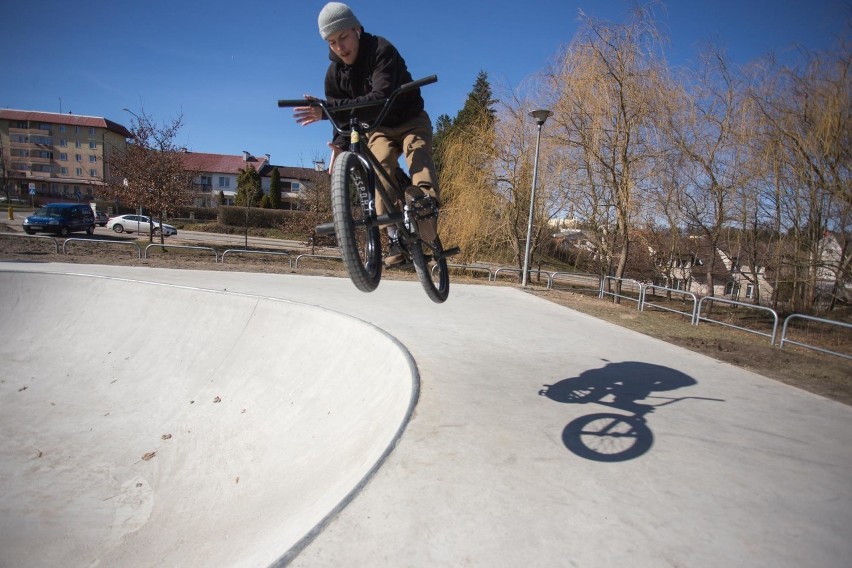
[641,285,699,324]
[779,314,852,360]
[493,267,554,287]
[548,271,601,293]
[293,253,344,269]
[600,276,644,310]
[221,249,293,268]
[696,296,779,345]
[144,243,218,261]
[443,263,494,280]
[63,237,141,258]
[1,232,60,253]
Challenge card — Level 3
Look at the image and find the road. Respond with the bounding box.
[3,209,328,252]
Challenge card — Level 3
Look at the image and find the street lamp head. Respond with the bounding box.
[529,109,552,126]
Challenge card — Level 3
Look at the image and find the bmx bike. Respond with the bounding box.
[278,75,458,303]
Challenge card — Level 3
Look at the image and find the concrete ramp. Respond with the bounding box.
[0,271,417,568]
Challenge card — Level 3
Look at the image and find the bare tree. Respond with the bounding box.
[295,166,333,252]
[659,45,754,297]
[103,109,196,244]
[747,42,851,312]
[545,7,666,291]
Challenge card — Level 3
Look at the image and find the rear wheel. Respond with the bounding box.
[86,225,95,235]
[59,226,70,237]
[411,238,449,303]
[330,151,382,292]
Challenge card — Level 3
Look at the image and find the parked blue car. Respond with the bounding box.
[23,203,96,237]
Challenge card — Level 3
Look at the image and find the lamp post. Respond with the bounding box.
[522,109,552,287]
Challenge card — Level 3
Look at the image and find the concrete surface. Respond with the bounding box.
[0,262,850,568]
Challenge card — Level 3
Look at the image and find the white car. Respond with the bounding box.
[107,214,177,236]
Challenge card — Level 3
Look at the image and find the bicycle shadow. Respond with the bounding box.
[539,361,718,462]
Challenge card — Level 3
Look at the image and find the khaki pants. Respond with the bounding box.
[367,111,439,216]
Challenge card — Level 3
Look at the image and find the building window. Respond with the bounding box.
[89,155,97,163]
[59,139,67,147]
[75,154,82,162]
[60,167,68,175]
[76,168,83,176]
[90,169,97,177]
[218,177,230,188]
[745,284,755,299]
[59,152,68,161]
[60,125,67,132]
[75,140,81,148]
[89,127,96,136]
[89,140,97,149]
[75,126,80,134]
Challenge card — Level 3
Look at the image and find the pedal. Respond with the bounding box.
[441,246,460,257]
[409,195,438,221]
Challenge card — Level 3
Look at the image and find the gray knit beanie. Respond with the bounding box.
[318,2,361,40]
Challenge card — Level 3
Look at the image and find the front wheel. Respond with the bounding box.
[331,151,382,292]
[112,224,124,233]
[411,238,449,303]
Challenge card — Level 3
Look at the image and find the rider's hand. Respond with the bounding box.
[293,95,322,126]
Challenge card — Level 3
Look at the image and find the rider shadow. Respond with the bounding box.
[539,361,718,462]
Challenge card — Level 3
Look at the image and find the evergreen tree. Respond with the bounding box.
[269,168,282,209]
[235,165,261,206]
[433,71,496,177]
[455,70,497,132]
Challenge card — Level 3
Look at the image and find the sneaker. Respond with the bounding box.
[385,239,405,267]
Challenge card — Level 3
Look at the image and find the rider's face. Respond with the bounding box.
[327,28,360,65]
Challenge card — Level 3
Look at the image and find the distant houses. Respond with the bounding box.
[552,228,850,310]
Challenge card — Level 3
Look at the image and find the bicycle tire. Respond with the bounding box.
[411,238,449,303]
[331,151,382,292]
[562,413,653,462]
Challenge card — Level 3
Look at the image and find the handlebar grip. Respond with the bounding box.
[398,75,438,94]
[277,99,320,108]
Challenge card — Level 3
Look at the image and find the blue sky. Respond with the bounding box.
[3,1,849,168]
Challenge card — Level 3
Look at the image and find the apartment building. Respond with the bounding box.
[0,110,131,202]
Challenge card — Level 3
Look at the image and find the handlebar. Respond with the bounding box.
[277,75,436,108]
[277,75,437,134]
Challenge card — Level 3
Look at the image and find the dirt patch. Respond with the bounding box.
[2,229,849,406]
[524,287,851,406]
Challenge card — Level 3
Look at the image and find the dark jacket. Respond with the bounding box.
[324,31,424,147]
